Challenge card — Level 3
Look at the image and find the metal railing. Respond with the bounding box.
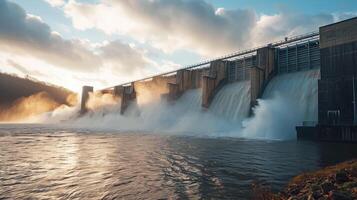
[103,31,319,89]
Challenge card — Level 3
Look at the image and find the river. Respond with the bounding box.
[1,124,356,199]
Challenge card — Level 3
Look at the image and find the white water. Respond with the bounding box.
[210,81,251,122]
[243,69,320,140]
[35,69,319,140]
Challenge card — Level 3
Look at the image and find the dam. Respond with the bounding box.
[80,17,357,142]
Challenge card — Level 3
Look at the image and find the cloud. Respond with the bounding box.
[64,0,257,56]
[6,59,45,77]
[99,41,150,75]
[0,0,157,89]
[0,0,101,72]
[63,0,344,57]
[250,13,334,46]
[44,0,66,7]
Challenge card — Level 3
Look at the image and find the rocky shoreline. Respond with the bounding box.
[253,160,357,200]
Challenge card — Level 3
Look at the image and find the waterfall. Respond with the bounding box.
[174,89,202,112]
[210,81,251,122]
[242,69,320,140]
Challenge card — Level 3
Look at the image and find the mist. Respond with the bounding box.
[242,69,319,140]
[19,70,319,140]
[0,92,60,122]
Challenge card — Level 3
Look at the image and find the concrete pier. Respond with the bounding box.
[167,82,180,101]
[113,85,123,97]
[166,70,186,101]
[250,47,276,108]
[167,69,205,102]
[110,83,137,115]
[80,86,93,114]
[120,83,136,114]
[202,60,227,108]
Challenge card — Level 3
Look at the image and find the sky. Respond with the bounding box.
[1,0,357,92]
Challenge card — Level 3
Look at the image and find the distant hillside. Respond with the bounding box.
[0,72,75,106]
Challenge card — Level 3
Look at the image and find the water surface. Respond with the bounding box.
[1,124,356,199]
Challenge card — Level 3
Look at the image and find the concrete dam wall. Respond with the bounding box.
[73,68,319,139]
[76,17,357,141]
[81,39,320,117]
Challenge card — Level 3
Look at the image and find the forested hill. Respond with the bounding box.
[0,72,75,106]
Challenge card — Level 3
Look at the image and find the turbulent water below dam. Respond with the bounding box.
[2,69,350,199]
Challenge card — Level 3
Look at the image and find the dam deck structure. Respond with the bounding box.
[81,31,320,113]
[80,17,357,143]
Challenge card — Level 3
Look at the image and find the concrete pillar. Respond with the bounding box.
[120,83,136,114]
[80,85,93,114]
[192,70,201,88]
[250,67,264,107]
[166,70,192,102]
[250,47,276,109]
[176,70,184,91]
[114,85,123,98]
[201,60,227,108]
[183,70,192,90]
[201,75,216,108]
[167,83,180,101]
[257,47,276,80]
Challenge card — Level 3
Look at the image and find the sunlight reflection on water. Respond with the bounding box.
[0,124,356,199]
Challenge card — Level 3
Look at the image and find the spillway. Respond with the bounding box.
[174,89,202,112]
[210,81,251,122]
[243,69,320,140]
[44,69,319,140]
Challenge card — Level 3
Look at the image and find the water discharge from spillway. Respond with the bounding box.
[210,81,251,122]
[243,69,320,140]
[35,69,319,140]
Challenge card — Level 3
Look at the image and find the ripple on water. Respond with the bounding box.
[0,125,357,199]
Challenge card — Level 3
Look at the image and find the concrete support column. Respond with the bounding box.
[192,69,203,88]
[120,83,136,114]
[250,47,276,109]
[176,70,184,91]
[250,67,265,107]
[201,60,227,108]
[201,75,216,108]
[257,47,276,80]
[176,69,193,91]
[167,83,180,101]
[183,70,192,90]
[166,69,191,101]
[80,86,93,114]
[114,85,123,98]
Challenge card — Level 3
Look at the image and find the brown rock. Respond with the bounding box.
[335,170,349,184]
[321,181,335,193]
[310,184,321,192]
[288,196,298,200]
[317,195,328,200]
[289,187,300,196]
[307,194,314,200]
[312,190,323,199]
[328,190,354,200]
